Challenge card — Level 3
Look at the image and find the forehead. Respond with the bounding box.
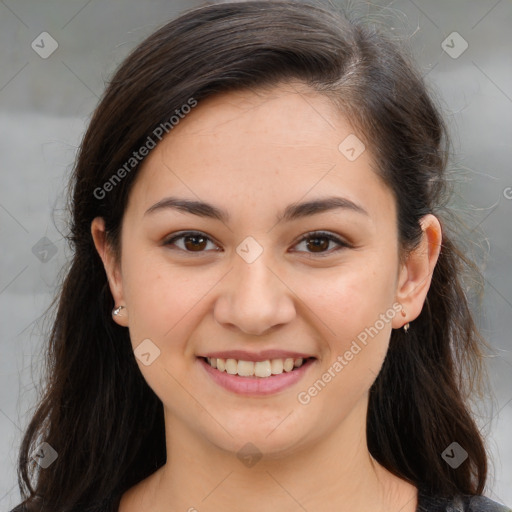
[125,83,394,223]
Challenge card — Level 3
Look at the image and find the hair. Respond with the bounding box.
[15,1,491,511]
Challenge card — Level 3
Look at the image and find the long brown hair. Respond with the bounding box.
[15,1,490,510]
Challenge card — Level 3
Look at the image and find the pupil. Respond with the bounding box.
[185,235,206,251]
[308,237,328,252]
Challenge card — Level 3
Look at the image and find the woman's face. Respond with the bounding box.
[93,82,432,458]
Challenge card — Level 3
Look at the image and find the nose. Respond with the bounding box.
[213,249,296,336]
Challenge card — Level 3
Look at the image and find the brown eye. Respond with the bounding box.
[294,231,350,257]
[163,230,349,257]
[164,232,218,253]
[305,236,330,252]
[183,234,208,251]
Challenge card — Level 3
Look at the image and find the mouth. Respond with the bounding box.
[198,356,315,378]
[196,355,317,396]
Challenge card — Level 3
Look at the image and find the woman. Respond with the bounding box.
[11,1,511,511]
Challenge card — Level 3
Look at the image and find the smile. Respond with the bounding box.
[197,356,316,396]
[204,356,309,377]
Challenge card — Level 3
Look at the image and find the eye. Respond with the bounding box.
[292,231,351,257]
[163,230,351,257]
[163,231,220,254]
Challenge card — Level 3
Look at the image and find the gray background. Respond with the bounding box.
[0,0,511,509]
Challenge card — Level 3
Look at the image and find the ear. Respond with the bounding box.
[392,214,442,329]
[91,217,128,327]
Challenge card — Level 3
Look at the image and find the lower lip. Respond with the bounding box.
[197,357,316,396]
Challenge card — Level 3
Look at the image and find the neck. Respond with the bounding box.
[123,395,417,512]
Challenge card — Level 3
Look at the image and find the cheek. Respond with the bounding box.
[301,255,397,365]
[293,265,397,424]
[122,260,209,394]
[123,254,219,346]
[307,260,395,323]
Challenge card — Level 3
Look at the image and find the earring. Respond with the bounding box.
[400,306,410,333]
[112,305,125,316]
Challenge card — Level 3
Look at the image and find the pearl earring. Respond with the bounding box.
[112,305,125,316]
[401,306,410,333]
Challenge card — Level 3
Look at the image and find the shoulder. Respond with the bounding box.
[466,495,512,512]
[9,505,27,512]
[8,494,121,512]
[417,490,512,512]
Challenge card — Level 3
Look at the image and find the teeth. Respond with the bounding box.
[270,359,283,374]
[225,359,238,375]
[238,359,257,377]
[254,360,272,377]
[283,358,294,372]
[205,356,307,377]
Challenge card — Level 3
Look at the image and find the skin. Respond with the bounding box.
[91,82,442,512]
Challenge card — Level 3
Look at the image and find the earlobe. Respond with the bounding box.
[91,217,128,327]
[392,214,442,329]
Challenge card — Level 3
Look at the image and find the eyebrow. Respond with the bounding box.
[144,195,369,223]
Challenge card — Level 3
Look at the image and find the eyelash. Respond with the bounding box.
[163,230,351,258]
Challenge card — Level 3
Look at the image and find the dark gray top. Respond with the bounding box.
[10,487,512,511]
[416,491,512,512]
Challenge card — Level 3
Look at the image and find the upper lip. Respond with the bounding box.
[198,350,315,362]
